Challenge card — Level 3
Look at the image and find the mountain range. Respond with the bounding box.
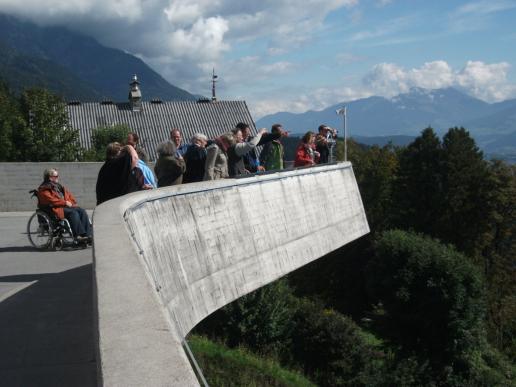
[0,14,195,101]
[256,87,516,160]
[1,13,515,160]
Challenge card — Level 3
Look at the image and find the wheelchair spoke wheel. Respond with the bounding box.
[27,211,53,249]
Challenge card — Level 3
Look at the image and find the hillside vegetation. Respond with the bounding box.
[194,127,515,386]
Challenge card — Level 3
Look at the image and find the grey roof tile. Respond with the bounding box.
[66,100,256,161]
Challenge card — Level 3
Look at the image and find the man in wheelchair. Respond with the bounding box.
[37,168,92,244]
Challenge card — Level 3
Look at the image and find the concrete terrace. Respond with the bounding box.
[0,212,96,386]
[0,162,369,386]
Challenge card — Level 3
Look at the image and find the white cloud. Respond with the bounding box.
[0,0,144,22]
[362,60,515,103]
[249,60,516,119]
[248,85,371,119]
[456,0,516,16]
[456,61,515,101]
[167,16,229,61]
[0,0,359,96]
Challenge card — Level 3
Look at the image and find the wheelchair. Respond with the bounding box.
[26,189,86,250]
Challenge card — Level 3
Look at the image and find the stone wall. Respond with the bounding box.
[93,162,369,386]
[0,162,102,211]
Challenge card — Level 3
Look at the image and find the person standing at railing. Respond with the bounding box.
[260,124,287,171]
[294,131,320,167]
[227,127,266,177]
[96,143,143,205]
[154,141,186,187]
[204,132,235,180]
[170,128,189,157]
[183,133,208,183]
[315,124,337,164]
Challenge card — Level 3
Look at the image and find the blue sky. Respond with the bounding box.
[0,0,515,118]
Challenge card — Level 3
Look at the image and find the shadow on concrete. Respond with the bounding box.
[0,264,97,386]
[0,246,38,253]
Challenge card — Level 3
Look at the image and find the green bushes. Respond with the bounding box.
[82,124,131,161]
[367,230,514,385]
[194,280,385,386]
[188,335,315,387]
[290,299,384,386]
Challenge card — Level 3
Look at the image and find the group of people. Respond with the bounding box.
[36,123,337,246]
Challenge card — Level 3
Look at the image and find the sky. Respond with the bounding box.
[0,0,515,119]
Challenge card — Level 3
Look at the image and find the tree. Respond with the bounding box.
[366,230,515,385]
[438,127,491,256]
[84,124,131,161]
[16,87,80,161]
[290,298,384,387]
[392,128,443,236]
[195,279,295,356]
[482,160,516,359]
[350,141,399,233]
[0,80,24,161]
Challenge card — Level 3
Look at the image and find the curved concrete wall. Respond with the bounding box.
[93,162,369,386]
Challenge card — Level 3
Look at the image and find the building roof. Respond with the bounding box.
[66,99,256,161]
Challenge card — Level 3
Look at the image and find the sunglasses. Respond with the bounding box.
[50,175,59,178]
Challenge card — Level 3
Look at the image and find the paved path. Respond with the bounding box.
[0,212,96,386]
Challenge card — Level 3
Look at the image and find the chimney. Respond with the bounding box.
[129,74,142,111]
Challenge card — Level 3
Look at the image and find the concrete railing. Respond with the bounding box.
[93,162,369,386]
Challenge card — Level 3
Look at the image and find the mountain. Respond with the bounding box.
[256,87,516,160]
[256,87,502,136]
[0,14,196,101]
[0,40,103,100]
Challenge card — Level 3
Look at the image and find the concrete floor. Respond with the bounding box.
[0,212,96,387]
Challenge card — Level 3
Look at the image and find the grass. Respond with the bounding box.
[187,335,315,387]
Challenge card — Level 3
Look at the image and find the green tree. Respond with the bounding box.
[482,160,516,359]
[84,124,131,161]
[392,128,443,236]
[367,230,514,385]
[439,127,491,256]
[290,298,384,387]
[195,279,295,356]
[350,141,399,232]
[16,87,80,161]
[0,81,24,161]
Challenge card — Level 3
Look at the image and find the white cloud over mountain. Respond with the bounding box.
[0,1,514,118]
[363,60,515,102]
[252,60,516,119]
[0,0,356,96]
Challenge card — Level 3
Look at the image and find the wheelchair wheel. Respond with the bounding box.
[51,237,64,251]
[27,211,53,249]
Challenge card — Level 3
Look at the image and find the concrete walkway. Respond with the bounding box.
[0,212,96,386]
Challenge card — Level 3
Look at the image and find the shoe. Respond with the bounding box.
[76,235,89,243]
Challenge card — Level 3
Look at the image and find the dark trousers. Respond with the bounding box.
[63,207,91,237]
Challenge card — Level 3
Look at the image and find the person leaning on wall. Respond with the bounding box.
[96,142,143,205]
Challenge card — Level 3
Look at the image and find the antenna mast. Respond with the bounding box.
[211,68,218,101]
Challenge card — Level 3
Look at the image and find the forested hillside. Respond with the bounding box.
[1,82,513,385]
[0,14,196,101]
[193,128,515,386]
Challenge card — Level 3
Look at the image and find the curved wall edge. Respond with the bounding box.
[93,162,369,386]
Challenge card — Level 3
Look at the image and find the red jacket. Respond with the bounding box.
[37,182,77,220]
[294,143,317,167]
